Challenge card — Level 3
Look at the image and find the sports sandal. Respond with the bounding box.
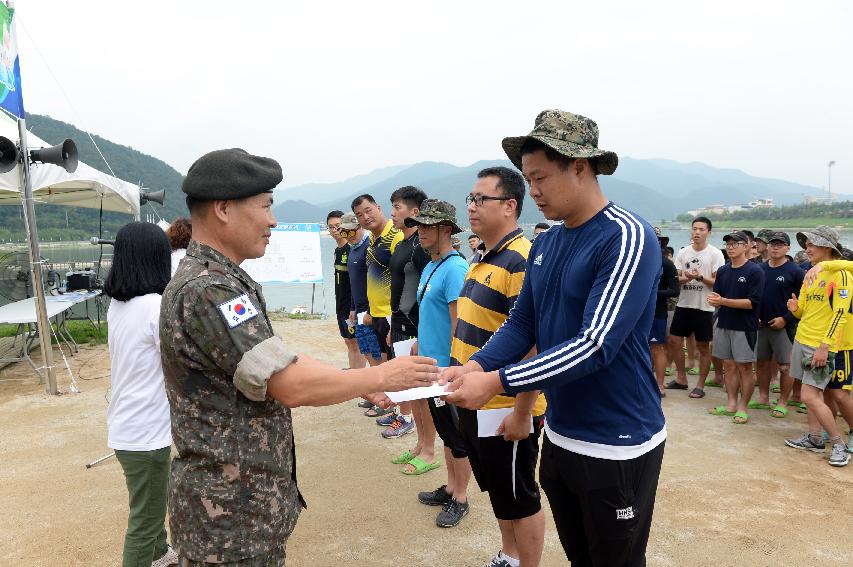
[364,405,394,418]
[771,383,781,393]
[665,380,688,390]
[709,406,735,416]
[689,388,706,399]
[704,378,723,388]
[747,400,773,410]
[796,403,808,414]
[732,411,749,424]
[402,456,441,476]
[392,449,415,464]
[687,367,700,375]
[770,405,789,418]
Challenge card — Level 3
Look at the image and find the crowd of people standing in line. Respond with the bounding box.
[657,217,853,467]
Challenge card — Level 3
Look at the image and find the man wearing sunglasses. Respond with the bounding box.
[327,211,365,373]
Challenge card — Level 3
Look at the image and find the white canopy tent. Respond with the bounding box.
[0,113,140,215]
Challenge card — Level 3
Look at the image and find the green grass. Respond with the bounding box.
[0,320,108,345]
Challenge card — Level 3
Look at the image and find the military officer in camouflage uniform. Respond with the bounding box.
[161,148,439,566]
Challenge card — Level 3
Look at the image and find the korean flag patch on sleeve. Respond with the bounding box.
[218,294,259,328]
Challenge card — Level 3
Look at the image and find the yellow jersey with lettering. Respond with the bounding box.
[792,269,852,350]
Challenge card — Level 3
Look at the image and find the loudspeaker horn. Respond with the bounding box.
[29,138,78,173]
[140,189,165,206]
[0,136,19,173]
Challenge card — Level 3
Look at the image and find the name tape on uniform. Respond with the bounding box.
[218,294,259,328]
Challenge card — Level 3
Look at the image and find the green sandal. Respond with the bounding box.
[687,367,700,375]
[732,411,749,424]
[392,450,415,465]
[770,405,788,418]
[401,456,441,476]
[705,378,723,388]
[747,400,772,410]
[709,406,735,416]
[770,384,781,393]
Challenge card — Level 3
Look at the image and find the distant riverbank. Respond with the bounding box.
[698,218,853,230]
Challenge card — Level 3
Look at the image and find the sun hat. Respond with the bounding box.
[796,225,843,256]
[404,199,463,234]
[339,212,360,231]
[501,110,618,175]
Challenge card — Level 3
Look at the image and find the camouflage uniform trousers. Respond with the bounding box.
[178,544,286,567]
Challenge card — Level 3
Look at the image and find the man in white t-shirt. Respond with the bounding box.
[666,216,725,398]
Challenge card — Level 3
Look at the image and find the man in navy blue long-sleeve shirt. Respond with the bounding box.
[444,110,664,567]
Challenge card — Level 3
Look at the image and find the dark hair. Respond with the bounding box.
[468,234,480,241]
[477,166,526,218]
[665,246,675,256]
[326,210,344,222]
[103,222,171,302]
[742,229,755,242]
[390,186,427,209]
[720,247,729,262]
[185,195,209,215]
[166,217,192,251]
[692,216,713,231]
[351,194,377,211]
[534,222,550,230]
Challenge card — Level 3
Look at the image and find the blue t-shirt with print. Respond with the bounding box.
[416,251,469,366]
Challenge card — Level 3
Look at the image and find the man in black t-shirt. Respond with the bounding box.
[327,211,365,371]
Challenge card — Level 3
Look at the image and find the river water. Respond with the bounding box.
[9,225,853,314]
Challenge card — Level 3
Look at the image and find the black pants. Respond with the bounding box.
[539,435,665,567]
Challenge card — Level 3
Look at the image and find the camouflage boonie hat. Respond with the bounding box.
[405,199,463,234]
[796,225,843,255]
[502,109,618,175]
[339,212,360,230]
[653,226,669,247]
[755,229,774,243]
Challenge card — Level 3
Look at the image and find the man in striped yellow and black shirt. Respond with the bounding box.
[449,166,546,567]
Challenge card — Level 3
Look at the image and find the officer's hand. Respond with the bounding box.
[496,409,532,441]
[769,317,786,330]
[438,360,482,386]
[378,355,438,391]
[443,370,503,410]
[787,293,799,313]
[363,391,394,409]
[805,263,823,287]
[363,313,373,326]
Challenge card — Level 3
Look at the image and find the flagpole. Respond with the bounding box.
[8,1,58,394]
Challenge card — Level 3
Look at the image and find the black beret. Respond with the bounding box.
[182,148,282,200]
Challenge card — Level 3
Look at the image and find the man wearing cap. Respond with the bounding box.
[754,229,773,263]
[340,212,386,373]
[784,226,853,465]
[755,232,804,417]
[444,110,664,566]
[160,149,439,565]
[651,227,679,396]
[406,199,473,528]
[326,210,365,372]
[706,231,765,424]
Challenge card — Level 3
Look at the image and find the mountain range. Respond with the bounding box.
[273,157,829,226]
[3,114,832,240]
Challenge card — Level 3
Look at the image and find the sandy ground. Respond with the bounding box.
[1,318,852,567]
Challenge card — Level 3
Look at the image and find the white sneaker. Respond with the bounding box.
[151,545,179,567]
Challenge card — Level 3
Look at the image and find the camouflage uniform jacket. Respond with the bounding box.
[160,240,304,563]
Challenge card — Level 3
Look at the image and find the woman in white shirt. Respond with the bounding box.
[166,217,192,277]
[103,222,177,567]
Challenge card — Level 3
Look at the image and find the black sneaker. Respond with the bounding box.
[436,498,469,528]
[418,485,452,506]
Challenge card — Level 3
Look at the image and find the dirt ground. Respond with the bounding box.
[1,318,852,567]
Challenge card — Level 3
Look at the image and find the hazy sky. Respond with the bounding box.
[13,1,852,194]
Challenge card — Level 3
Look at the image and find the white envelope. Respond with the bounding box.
[386,383,449,404]
[356,311,367,325]
[476,407,534,437]
[392,338,417,358]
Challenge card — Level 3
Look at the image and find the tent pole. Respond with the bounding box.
[17,117,58,395]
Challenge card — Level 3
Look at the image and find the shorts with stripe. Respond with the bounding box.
[830,350,852,391]
[458,408,543,520]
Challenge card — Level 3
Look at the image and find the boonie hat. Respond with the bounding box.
[723,230,750,243]
[182,148,282,200]
[502,110,618,175]
[339,212,360,231]
[405,199,463,234]
[796,225,843,256]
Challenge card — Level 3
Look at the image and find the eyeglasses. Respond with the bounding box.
[339,229,358,238]
[725,241,746,247]
[466,193,514,207]
[328,225,341,232]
